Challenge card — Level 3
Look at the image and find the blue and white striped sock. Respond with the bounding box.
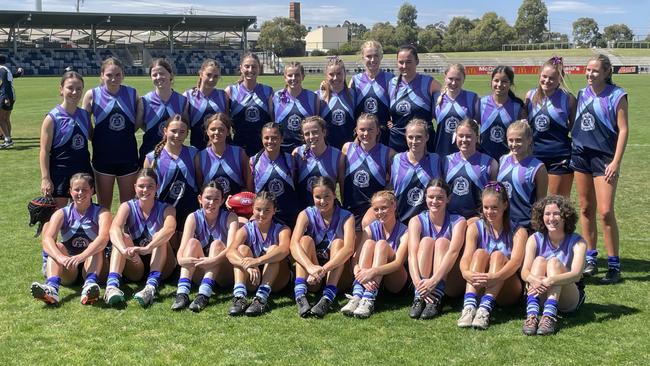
[106,272,121,289]
[83,272,98,287]
[608,256,621,272]
[198,278,216,297]
[352,281,364,298]
[176,277,191,295]
[255,284,272,303]
[586,249,598,265]
[463,293,478,309]
[46,276,61,293]
[543,298,558,318]
[146,271,161,290]
[478,294,495,313]
[362,288,379,300]
[294,277,307,300]
[526,295,540,316]
[433,280,446,300]
[323,285,337,302]
[233,283,247,298]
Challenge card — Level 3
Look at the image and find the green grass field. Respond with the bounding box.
[1,73,649,365]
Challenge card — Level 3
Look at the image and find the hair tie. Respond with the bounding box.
[550,56,563,66]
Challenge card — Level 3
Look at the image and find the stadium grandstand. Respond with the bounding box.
[0,10,257,76]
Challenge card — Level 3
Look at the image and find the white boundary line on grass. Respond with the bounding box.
[628,144,650,147]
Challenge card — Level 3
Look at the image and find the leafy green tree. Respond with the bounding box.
[418,22,446,52]
[514,0,548,43]
[364,22,397,48]
[258,17,308,56]
[603,24,634,43]
[470,12,516,51]
[443,16,475,51]
[342,20,368,41]
[397,2,418,28]
[573,17,601,47]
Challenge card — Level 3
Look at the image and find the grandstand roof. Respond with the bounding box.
[0,11,256,32]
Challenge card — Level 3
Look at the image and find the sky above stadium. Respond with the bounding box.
[5,0,650,39]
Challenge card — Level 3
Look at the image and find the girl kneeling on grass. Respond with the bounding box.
[341,191,408,319]
[31,173,112,306]
[106,168,177,308]
[521,195,586,336]
[171,181,239,312]
[226,191,292,316]
[291,176,356,318]
[407,179,467,319]
[457,182,527,329]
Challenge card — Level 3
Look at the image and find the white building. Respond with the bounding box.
[304,26,348,52]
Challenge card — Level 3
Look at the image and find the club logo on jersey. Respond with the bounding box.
[268,178,285,197]
[306,176,318,192]
[168,180,186,200]
[71,133,85,150]
[580,112,595,131]
[489,126,505,143]
[71,237,90,249]
[109,114,126,131]
[502,181,513,199]
[215,177,230,194]
[445,116,460,134]
[406,187,424,206]
[534,115,550,132]
[452,176,470,196]
[396,101,411,116]
[331,109,346,126]
[353,169,370,188]
[287,114,302,131]
[364,97,378,114]
[245,106,260,123]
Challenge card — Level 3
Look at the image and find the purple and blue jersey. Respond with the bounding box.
[368,219,407,251]
[91,85,138,166]
[48,105,92,176]
[243,219,287,258]
[251,151,299,226]
[304,205,352,253]
[390,152,442,223]
[184,88,227,150]
[533,232,584,270]
[342,142,390,218]
[199,144,245,196]
[318,88,356,150]
[444,151,494,219]
[125,199,169,246]
[192,208,230,248]
[351,70,394,144]
[295,145,341,209]
[139,90,187,164]
[498,154,544,229]
[273,88,318,154]
[388,74,435,152]
[60,203,102,255]
[474,219,520,259]
[527,88,572,158]
[416,210,465,240]
[229,82,274,157]
[479,95,522,160]
[433,89,479,156]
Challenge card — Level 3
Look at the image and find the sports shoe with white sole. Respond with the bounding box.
[134,285,156,308]
[457,306,477,328]
[104,286,125,306]
[80,283,100,305]
[31,282,59,305]
[472,308,491,330]
[340,295,361,316]
[353,298,375,319]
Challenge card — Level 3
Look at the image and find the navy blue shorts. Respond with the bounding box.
[51,173,72,198]
[1,98,14,111]
[538,155,573,175]
[570,150,611,177]
[93,160,139,177]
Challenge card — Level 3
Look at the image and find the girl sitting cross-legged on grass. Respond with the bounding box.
[105,168,177,308]
[521,195,587,336]
[226,191,292,316]
[340,190,409,319]
[31,173,112,306]
[291,176,356,318]
[171,181,239,312]
[457,181,527,330]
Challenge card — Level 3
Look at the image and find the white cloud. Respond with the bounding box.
[548,1,626,15]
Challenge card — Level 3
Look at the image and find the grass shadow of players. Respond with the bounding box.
[559,302,639,332]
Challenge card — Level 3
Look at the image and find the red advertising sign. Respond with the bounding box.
[465,65,586,75]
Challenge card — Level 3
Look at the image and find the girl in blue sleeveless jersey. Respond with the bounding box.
[292,116,344,210]
[273,62,318,154]
[342,113,395,231]
[571,54,628,285]
[82,57,139,210]
[407,179,467,319]
[136,59,188,166]
[198,113,252,200]
[291,177,356,318]
[226,53,274,158]
[250,122,300,227]
[433,64,480,156]
[390,119,442,224]
[388,44,441,152]
[318,58,355,149]
[479,66,525,160]
[444,118,498,219]
[172,181,239,312]
[226,191,292,316]
[521,195,586,336]
[457,182,528,329]
[144,114,200,236]
[105,168,177,307]
[497,121,547,229]
[340,191,408,319]
[525,57,576,197]
[184,59,228,150]
[31,173,111,306]
[350,40,393,145]
[40,71,93,208]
